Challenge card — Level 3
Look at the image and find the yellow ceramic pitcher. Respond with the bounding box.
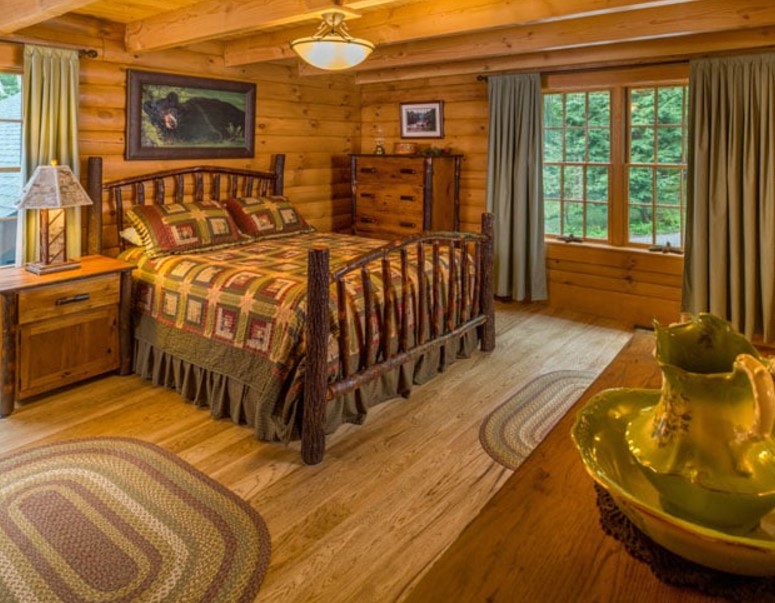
[626,313,775,532]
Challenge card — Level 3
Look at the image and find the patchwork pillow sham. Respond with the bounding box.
[126,200,246,258]
[222,196,314,238]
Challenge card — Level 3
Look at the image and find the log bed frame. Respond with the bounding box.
[87,155,494,464]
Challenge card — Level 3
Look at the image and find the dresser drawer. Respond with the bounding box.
[18,274,120,325]
[354,212,423,238]
[355,158,425,185]
[355,185,424,214]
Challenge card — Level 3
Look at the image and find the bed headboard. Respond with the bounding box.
[86,155,285,256]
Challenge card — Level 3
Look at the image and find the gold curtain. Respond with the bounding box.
[485,74,547,301]
[682,52,775,341]
[16,45,81,266]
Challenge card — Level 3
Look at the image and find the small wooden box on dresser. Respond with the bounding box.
[350,154,462,240]
[0,255,134,417]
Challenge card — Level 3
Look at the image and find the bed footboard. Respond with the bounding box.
[302,212,495,465]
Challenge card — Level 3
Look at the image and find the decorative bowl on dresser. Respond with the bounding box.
[350,153,461,240]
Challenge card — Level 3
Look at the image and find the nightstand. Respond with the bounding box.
[0,255,134,417]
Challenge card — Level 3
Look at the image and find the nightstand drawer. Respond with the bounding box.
[18,274,120,325]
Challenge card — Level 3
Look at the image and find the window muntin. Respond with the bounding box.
[543,91,611,241]
[627,85,687,247]
[543,80,688,249]
[0,72,22,266]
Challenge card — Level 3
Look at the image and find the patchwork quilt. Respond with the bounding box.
[121,231,472,439]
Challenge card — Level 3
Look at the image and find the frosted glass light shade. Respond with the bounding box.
[290,11,374,71]
[290,35,374,70]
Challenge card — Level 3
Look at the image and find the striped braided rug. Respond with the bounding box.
[0,437,270,603]
[480,370,596,470]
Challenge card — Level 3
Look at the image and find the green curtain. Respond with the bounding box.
[16,45,81,266]
[485,73,547,301]
[682,53,775,340]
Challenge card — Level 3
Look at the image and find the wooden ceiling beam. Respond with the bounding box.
[348,0,775,73]
[124,0,402,53]
[0,0,96,35]
[351,27,775,84]
[224,0,701,66]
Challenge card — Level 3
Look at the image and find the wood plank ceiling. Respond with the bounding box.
[3,0,775,82]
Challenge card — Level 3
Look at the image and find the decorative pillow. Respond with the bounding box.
[119,226,143,246]
[126,200,246,258]
[222,196,314,239]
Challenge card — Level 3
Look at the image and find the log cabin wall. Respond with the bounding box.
[359,72,682,329]
[0,14,362,257]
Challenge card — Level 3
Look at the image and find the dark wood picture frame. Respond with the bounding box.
[126,69,256,160]
[400,101,444,138]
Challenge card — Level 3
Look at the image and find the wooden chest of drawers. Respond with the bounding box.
[0,255,133,416]
[350,154,461,240]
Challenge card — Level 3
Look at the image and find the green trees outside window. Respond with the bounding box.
[543,83,688,248]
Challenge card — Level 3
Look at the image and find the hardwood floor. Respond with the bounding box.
[0,302,633,602]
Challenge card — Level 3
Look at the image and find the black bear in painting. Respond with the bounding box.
[143,92,245,144]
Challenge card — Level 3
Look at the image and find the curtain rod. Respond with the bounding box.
[476,58,690,81]
[0,38,98,58]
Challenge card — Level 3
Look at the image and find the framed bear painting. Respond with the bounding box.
[126,70,256,160]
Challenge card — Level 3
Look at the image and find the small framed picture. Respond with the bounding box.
[400,101,444,138]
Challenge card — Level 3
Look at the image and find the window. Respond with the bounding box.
[543,71,688,249]
[627,86,687,247]
[0,72,22,266]
[543,91,611,241]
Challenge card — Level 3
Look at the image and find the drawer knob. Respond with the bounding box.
[359,216,377,224]
[399,221,417,229]
[55,293,90,306]
[360,167,377,174]
[399,168,417,175]
[399,195,415,202]
[360,192,375,199]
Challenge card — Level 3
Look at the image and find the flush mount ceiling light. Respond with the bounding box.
[290,11,374,71]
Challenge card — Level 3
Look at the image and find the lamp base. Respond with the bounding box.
[25,260,81,275]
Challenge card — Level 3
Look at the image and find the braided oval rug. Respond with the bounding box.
[0,437,270,603]
[480,370,597,470]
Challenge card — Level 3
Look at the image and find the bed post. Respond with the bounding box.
[87,156,103,255]
[480,212,495,352]
[302,244,330,465]
[273,154,285,196]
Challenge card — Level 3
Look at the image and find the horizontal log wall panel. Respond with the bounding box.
[547,268,681,302]
[546,242,684,276]
[8,15,361,245]
[547,281,680,328]
[360,68,687,327]
[545,243,683,327]
[360,73,488,242]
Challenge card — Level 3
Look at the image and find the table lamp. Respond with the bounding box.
[16,161,93,275]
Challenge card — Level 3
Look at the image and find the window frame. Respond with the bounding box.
[542,64,689,249]
[0,68,22,268]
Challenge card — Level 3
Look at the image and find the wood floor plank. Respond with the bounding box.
[0,302,633,602]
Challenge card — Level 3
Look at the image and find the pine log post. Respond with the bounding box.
[302,244,331,465]
[480,212,495,352]
[0,292,17,417]
[119,270,133,375]
[86,156,103,255]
